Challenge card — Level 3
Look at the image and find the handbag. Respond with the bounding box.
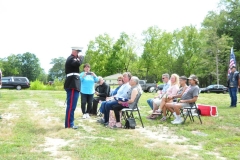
[124,118,136,129]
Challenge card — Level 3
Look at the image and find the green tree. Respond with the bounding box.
[1,54,22,76]
[84,33,113,77]
[21,52,42,81]
[173,26,204,77]
[105,32,138,75]
[218,0,240,51]
[48,57,66,81]
[201,11,233,86]
[140,26,174,82]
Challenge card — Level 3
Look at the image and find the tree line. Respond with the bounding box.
[0,0,239,87]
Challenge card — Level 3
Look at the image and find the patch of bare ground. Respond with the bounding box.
[1,112,20,121]
[135,125,202,158]
[39,137,73,159]
[137,125,188,144]
[25,100,71,158]
[25,100,39,108]
[206,151,227,160]
[55,100,66,107]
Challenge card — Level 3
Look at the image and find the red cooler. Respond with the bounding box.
[197,104,218,116]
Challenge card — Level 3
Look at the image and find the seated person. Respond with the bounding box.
[97,76,123,116]
[112,76,142,128]
[90,77,110,115]
[109,77,123,96]
[149,74,179,119]
[165,75,199,124]
[160,76,188,121]
[146,73,170,118]
[98,72,131,125]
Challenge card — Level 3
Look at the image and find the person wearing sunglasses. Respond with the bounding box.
[146,73,170,119]
[110,76,124,96]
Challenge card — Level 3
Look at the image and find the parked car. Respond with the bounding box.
[139,80,157,93]
[1,76,30,90]
[157,84,165,91]
[200,84,228,94]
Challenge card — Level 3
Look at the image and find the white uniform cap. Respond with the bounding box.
[71,47,83,51]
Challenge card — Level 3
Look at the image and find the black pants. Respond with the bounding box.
[81,93,93,114]
[90,97,106,115]
[113,104,125,122]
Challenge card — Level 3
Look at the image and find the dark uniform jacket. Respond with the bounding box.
[64,54,83,91]
[95,82,110,98]
[227,71,239,88]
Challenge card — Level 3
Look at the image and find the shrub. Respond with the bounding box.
[30,79,64,90]
[30,80,46,90]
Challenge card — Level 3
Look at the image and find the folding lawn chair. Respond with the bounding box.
[181,102,202,124]
[121,94,144,128]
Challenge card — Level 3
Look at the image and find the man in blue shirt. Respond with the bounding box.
[227,66,240,107]
[146,73,170,119]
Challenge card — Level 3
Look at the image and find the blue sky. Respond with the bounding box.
[0,0,220,73]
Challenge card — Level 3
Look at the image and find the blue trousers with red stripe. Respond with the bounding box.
[65,89,80,128]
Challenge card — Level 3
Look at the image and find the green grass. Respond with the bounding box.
[0,90,240,159]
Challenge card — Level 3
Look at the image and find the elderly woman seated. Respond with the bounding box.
[148,74,180,119]
[111,76,142,128]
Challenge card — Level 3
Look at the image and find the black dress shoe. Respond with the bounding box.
[103,122,109,126]
[71,126,79,129]
[97,119,105,123]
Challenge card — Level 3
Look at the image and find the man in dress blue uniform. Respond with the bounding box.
[64,47,84,129]
[227,66,240,107]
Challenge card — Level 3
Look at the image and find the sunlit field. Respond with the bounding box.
[0,90,239,160]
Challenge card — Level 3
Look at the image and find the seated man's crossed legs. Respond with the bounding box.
[165,102,190,124]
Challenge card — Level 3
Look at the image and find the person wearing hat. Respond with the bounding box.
[64,47,84,129]
[165,74,200,124]
[90,76,110,115]
[227,65,240,107]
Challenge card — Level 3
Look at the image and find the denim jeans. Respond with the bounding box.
[91,97,106,115]
[81,93,94,114]
[147,98,153,110]
[229,87,237,106]
[99,101,107,113]
[103,100,118,123]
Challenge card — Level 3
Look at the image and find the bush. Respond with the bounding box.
[30,79,64,91]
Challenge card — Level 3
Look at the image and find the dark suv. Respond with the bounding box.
[1,77,30,90]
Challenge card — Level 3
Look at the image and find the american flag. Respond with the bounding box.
[228,47,236,76]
